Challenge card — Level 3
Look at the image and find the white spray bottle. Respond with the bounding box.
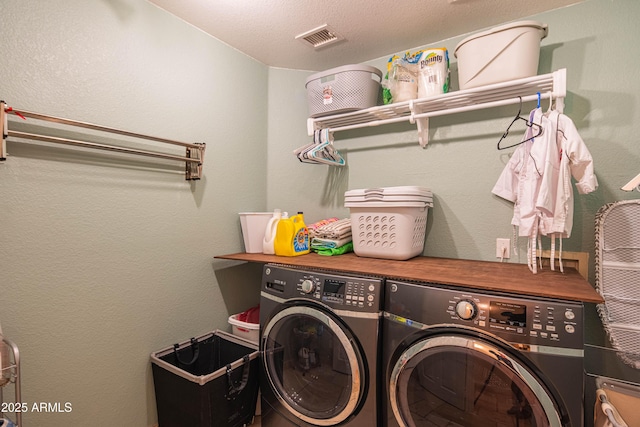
[262,209,283,254]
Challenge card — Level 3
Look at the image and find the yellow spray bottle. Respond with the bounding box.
[274,212,310,256]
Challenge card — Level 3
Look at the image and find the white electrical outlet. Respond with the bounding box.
[496,238,510,259]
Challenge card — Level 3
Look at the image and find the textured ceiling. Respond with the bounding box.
[148,0,583,71]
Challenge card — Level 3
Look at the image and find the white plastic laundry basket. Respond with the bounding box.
[228,313,259,345]
[345,186,433,260]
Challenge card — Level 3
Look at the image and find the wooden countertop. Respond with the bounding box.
[215,252,604,304]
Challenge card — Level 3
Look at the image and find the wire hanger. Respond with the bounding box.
[497,96,543,150]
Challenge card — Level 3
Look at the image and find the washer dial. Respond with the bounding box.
[455,300,477,320]
[300,279,316,294]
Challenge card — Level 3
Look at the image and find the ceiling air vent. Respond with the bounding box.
[295,24,344,49]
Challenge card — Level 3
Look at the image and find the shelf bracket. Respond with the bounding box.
[307,117,316,137]
[409,100,429,148]
[552,67,566,113]
[416,117,429,148]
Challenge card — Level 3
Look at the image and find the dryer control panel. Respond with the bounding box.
[263,264,383,313]
[386,280,584,349]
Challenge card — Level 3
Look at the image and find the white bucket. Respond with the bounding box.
[454,21,548,89]
[239,212,272,253]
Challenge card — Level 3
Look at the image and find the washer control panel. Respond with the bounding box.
[387,280,584,349]
[448,291,582,348]
[263,264,382,313]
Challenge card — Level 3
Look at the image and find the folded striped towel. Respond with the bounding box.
[308,217,339,238]
[313,218,352,240]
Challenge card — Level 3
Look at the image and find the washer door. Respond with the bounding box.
[262,304,365,425]
[390,334,564,427]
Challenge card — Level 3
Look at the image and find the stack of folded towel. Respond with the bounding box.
[308,217,339,238]
[309,218,353,256]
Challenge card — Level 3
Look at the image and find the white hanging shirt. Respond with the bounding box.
[492,109,597,238]
[492,108,556,237]
[546,112,598,238]
[492,108,598,272]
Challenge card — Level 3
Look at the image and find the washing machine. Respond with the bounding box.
[383,280,584,427]
[260,264,383,427]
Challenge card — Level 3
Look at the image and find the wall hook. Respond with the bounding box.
[622,173,640,192]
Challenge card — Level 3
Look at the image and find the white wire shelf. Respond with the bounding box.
[307,68,567,147]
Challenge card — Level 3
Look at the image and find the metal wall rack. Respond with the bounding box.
[0,101,206,180]
[307,68,567,147]
[1,336,22,426]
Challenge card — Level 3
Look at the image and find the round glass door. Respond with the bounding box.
[262,304,364,425]
[389,334,563,427]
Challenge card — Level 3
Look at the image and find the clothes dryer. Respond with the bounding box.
[383,280,584,427]
[260,264,383,427]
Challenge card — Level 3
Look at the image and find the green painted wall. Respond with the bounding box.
[0,1,267,425]
[0,0,638,425]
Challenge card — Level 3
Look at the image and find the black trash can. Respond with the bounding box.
[151,330,259,427]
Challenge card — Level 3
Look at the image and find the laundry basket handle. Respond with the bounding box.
[173,337,200,367]
[226,354,251,400]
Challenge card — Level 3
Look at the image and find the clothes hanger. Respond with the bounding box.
[309,129,345,166]
[294,130,320,163]
[545,91,554,114]
[497,96,543,150]
[294,129,345,166]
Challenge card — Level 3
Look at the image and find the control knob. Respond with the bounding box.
[455,300,477,320]
[300,279,316,294]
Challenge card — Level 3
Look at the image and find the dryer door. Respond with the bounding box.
[262,304,365,426]
[389,334,564,427]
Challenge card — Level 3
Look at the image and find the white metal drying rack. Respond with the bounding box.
[307,68,567,147]
[0,101,206,180]
[1,336,22,426]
